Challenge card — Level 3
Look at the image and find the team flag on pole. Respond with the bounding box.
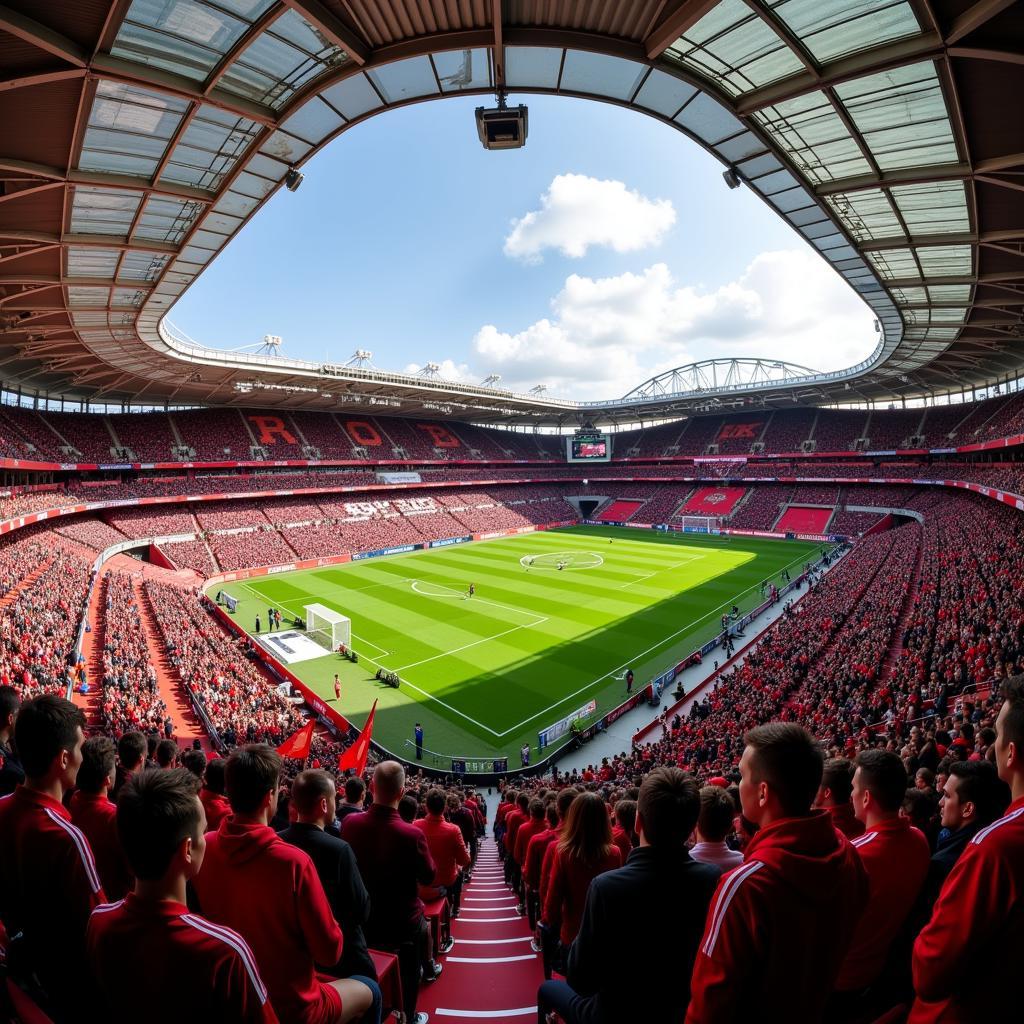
[338,700,377,776]
[276,719,315,760]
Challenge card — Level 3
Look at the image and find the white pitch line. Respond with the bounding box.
[393,618,548,674]
[616,554,704,590]
[492,546,819,737]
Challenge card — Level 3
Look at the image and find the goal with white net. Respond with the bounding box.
[679,515,724,535]
[305,603,351,651]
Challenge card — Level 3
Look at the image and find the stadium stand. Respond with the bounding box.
[679,486,747,517]
[774,506,834,534]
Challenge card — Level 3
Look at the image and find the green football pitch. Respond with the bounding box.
[207,526,822,764]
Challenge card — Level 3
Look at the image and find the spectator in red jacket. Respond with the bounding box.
[541,792,622,955]
[686,723,868,1023]
[70,735,132,900]
[910,675,1024,1021]
[610,799,637,863]
[414,788,470,918]
[192,745,377,1024]
[503,791,529,886]
[525,801,560,933]
[199,757,231,831]
[833,749,930,1003]
[341,760,437,1024]
[113,729,147,799]
[88,767,277,1023]
[0,695,105,1020]
[814,757,864,840]
[514,798,548,913]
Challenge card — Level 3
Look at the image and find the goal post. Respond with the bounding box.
[679,515,724,535]
[304,603,351,651]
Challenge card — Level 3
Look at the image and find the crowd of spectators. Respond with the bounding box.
[0,530,91,701]
[144,580,303,746]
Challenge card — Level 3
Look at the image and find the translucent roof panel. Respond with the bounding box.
[917,245,972,278]
[159,106,261,192]
[69,186,143,235]
[218,8,350,110]
[770,0,921,64]
[824,189,902,242]
[111,0,275,81]
[866,248,920,280]
[66,247,121,279]
[119,251,172,282]
[927,284,972,303]
[433,49,492,94]
[281,96,345,144]
[79,81,189,178]
[365,56,439,104]
[506,47,562,89]
[753,91,872,184]
[67,286,111,307]
[889,286,928,304]
[559,51,648,101]
[674,92,745,145]
[132,195,204,245]
[890,181,970,236]
[664,0,805,97]
[835,62,959,170]
[632,69,698,118]
[111,287,148,307]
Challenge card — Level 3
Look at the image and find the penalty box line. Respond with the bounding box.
[492,546,819,738]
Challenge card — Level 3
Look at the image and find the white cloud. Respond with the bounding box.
[471,250,875,399]
[503,173,676,263]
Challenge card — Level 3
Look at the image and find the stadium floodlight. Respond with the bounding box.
[285,168,304,192]
[418,362,442,378]
[481,374,502,386]
[529,384,548,396]
[475,88,528,150]
[722,168,741,190]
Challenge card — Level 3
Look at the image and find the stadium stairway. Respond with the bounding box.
[878,525,925,685]
[417,840,543,1022]
[76,571,107,727]
[133,578,210,750]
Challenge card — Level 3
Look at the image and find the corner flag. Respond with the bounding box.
[338,699,378,776]
[276,719,315,760]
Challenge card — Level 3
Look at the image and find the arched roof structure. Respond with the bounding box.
[0,0,1021,426]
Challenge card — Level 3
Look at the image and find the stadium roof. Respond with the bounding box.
[0,0,1021,426]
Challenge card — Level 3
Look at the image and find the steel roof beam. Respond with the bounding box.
[0,4,88,67]
[281,1,368,65]
[0,67,88,93]
[946,0,1018,45]
[643,1,720,60]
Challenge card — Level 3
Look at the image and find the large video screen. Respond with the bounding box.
[567,435,611,462]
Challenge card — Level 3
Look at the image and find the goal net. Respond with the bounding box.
[305,603,351,651]
[679,515,724,535]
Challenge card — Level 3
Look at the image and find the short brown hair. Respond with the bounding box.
[745,723,824,817]
[14,695,85,779]
[856,749,909,813]
[77,736,116,793]
[637,767,700,847]
[117,768,202,880]
[697,785,736,843]
[291,769,336,817]
[1000,674,1024,751]
[820,758,854,803]
[225,744,282,814]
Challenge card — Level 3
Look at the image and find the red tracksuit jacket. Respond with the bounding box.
[909,795,1024,1022]
[837,815,930,991]
[70,789,133,900]
[192,816,343,1024]
[0,786,106,1005]
[87,893,277,1022]
[686,809,868,1023]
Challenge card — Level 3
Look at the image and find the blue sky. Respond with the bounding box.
[171,94,874,400]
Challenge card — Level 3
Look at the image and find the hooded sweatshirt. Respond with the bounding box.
[192,816,343,1024]
[686,809,868,1023]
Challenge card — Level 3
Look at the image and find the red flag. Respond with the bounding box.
[276,720,315,760]
[338,700,377,776]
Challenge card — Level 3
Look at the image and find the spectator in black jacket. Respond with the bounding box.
[0,686,24,797]
[918,760,1010,915]
[536,766,720,1024]
[278,769,376,981]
